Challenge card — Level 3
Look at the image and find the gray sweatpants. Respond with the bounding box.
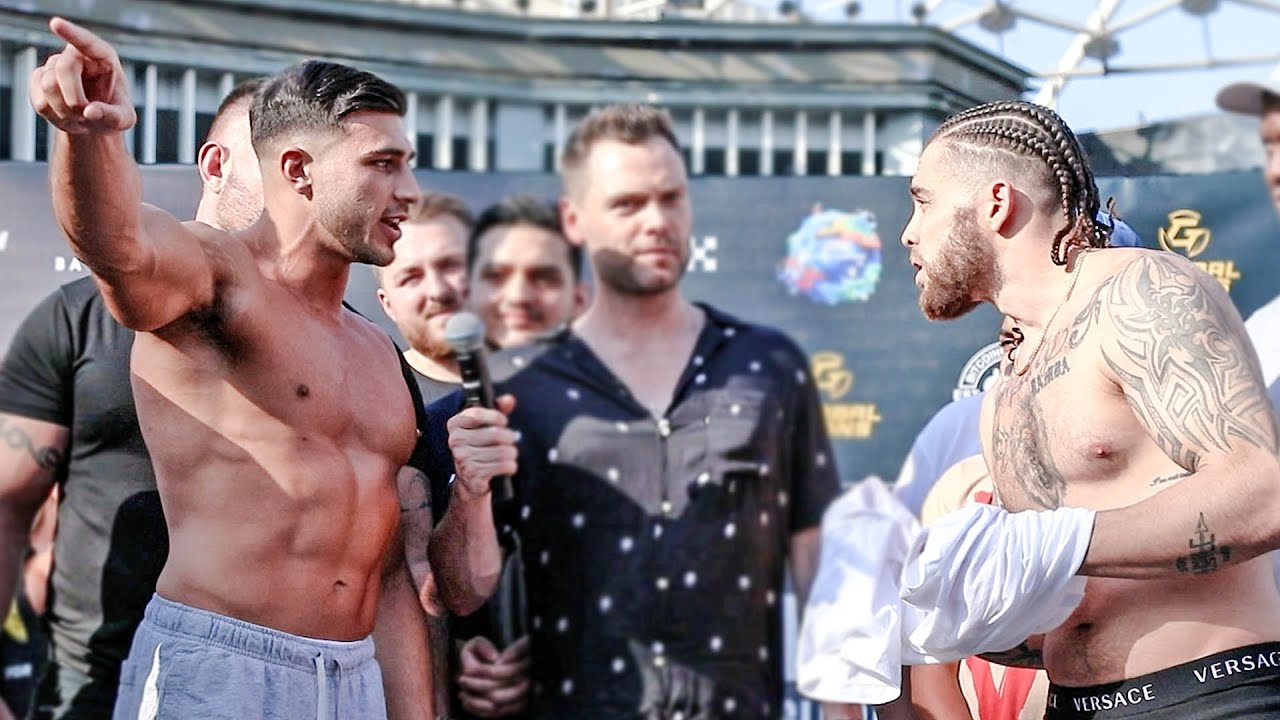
[112,594,387,720]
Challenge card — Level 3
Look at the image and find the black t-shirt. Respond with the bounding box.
[423,305,840,720]
[0,278,166,684]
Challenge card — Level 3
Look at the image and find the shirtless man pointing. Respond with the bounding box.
[30,17,427,719]
[902,100,1280,718]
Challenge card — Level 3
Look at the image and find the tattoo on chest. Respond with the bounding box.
[1150,471,1191,487]
[992,379,1068,510]
[1029,356,1070,395]
[0,416,64,473]
[1176,512,1232,574]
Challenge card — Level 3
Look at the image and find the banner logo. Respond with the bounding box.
[811,351,853,399]
[954,341,1004,401]
[1156,209,1240,292]
[54,256,89,273]
[1157,209,1212,258]
[810,351,882,439]
[778,207,882,305]
[687,235,718,273]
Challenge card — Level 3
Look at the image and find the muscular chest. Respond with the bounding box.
[988,336,1140,510]
[218,302,415,461]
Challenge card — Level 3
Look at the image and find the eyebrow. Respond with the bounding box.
[369,147,417,164]
[908,182,931,201]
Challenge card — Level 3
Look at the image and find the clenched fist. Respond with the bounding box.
[30,17,136,134]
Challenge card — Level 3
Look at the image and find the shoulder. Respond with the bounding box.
[703,304,809,369]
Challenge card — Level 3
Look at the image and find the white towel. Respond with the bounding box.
[796,478,1093,705]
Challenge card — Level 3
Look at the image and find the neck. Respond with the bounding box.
[404,348,460,383]
[194,192,218,227]
[574,286,694,344]
[259,210,352,315]
[992,245,1081,330]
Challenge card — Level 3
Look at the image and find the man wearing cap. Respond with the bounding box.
[1215,77,1280,408]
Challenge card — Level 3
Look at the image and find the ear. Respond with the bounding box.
[376,287,396,321]
[280,147,314,199]
[559,197,586,247]
[985,179,1018,234]
[197,142,226,192]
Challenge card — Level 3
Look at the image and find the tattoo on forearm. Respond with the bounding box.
[1098,256,1277,470]
[1176,512,1232,574]
[1150,471,1192,487]
[979,641,1044,669]
[0,417,64,472]
[399,469,432,514]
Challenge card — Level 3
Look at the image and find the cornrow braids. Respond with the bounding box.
[932,101,1110,266]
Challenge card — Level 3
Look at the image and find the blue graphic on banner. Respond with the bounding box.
[778,208,883,305]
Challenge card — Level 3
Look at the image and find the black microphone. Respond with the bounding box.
[444,312,514,501]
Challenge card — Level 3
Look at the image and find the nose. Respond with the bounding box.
[395,165,421,206]
[900,210,919,248]
[504,272,535,305]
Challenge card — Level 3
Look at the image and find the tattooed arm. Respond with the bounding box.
[0,415,66,692]
[1078,253,1280,578]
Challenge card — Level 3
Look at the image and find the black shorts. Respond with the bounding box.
[1046,642,1280,719]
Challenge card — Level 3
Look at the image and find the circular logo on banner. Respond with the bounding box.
[778,207,883,305]
[954,341,1004,401]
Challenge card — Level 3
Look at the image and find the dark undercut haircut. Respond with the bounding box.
[468,194,582,280]
[250,60,406,155]
[931,100,1110,266]
[560,104,682,196]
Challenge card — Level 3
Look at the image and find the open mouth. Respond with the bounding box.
[380,214,406,237]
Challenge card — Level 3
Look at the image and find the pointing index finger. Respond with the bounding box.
[49,17,115,62]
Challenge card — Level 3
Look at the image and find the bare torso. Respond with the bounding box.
[133,244,415,641]
[982,248,1280,685]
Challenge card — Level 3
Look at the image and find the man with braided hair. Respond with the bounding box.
[901,99,1280,718]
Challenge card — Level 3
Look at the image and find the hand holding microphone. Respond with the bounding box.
[444,312,516,502]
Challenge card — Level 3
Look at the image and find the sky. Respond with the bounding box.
[801,0,1280,132]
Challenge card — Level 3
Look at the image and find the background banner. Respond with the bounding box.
[2,163,1279,718]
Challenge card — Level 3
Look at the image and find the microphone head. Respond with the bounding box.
[444,312,487,353]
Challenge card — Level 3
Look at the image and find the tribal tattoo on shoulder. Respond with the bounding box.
[1097,255,1277,471]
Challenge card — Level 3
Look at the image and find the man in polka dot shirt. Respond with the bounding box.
[424,104,853,719]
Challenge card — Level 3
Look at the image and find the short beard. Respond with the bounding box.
[919,208,996,321]
[403,320,455,363]
[213,174,263,233]
[591,246,687,297]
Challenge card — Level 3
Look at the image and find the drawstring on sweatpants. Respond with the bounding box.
[313,653,330,720]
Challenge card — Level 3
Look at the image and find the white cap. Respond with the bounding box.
[1215,79,1280,116]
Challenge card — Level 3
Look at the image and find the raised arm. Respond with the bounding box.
[32,17,220,331]
[1080,252,1280,578]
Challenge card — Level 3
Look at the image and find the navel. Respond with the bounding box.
[296,384,310,398]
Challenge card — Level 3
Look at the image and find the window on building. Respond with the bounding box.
[416,134,435,168]
[0,86,11,160]
[738,148,760,176]
[451,137,470,171]
[772,150,794,176]
[155,109,180,163]
[704,148,726,176]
